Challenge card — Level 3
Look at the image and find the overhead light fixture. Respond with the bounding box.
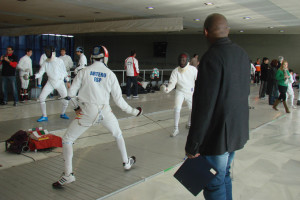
[243,17,251,20]
[194,19,200,21]
[239,30,244,33]
[146,7,154,10]
[268,26,274,29]
[279,30,284,33]
[204,2,214,6]
[48,34,56,36]
[55,34,62,37]
[67,35,74,38]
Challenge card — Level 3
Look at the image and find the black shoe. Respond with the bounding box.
[13,102,18,106]
[0,101,7,105]
[297,100,300,106]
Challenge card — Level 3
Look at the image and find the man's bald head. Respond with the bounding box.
[204,13,229,42]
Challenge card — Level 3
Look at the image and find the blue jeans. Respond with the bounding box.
[126,76,138,97]
[202,152,235,200]
[1,76,18,102]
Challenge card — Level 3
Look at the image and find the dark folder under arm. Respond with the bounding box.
[173,156,218,196]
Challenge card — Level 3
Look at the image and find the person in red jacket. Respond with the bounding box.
[125,50,140,99]
[0,46,18,106]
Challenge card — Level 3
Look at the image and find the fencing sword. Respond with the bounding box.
[141,112,173,136]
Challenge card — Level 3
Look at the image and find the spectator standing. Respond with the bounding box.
[185,13,249,200]
[125,50,140,99]
[0,46,19,106]
[190,54,199,68]
[254,58,261,84]
[266,59,278,105]
[250,60,256,83]
[59,48,73,84]
[277,56,284,69]
[273,60,290,113]
[259,57,269,99]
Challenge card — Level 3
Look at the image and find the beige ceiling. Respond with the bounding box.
[0,0,300,35]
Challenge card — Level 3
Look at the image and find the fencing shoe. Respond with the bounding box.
[37,116,48,122]
[52,173,75,188]
[171,129,179,137]
[60,113,70,119]
[123,156,136,170]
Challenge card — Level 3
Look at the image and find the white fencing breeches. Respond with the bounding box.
[62,104,129,175]
[39,81,68,117]
[19,76,29,89]
[174,92,193,129]
[286,88,295,106]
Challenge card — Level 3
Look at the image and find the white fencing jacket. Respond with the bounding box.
[164,64,198,96]
[59,55,73,72]
[125,56,139,76]
[35,57,69,88]
[75,53,87,74]
[39,53,47,66]
[17,55,33,77]
[69,61,138,116]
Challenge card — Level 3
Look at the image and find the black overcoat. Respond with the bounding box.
[185,38,250,156]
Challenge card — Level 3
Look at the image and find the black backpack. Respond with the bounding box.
[5,130,29,154]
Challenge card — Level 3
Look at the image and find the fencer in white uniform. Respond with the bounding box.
[38,53,47,88]
[30,46,70,122]
[17,48,33,101]
[161,53,198,137]
[74,46,87,75]
[52,45,142,188]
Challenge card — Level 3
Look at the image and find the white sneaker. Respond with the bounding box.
[126,96,131,99]
[292,105,297,109]
[123,156,136,170]
[52,173,76,188]
[170,129,179,137]
[132,96,139,99]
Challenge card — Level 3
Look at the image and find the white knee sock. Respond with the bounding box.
[63,143,73,175]
[115,135,128,163]
[174,109,180,130]
[61,99,69,115]
[290,94,294,106]
[40,102,47,117]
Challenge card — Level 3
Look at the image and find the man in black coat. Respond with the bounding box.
[185,13,250,200]
[259,57,269,99]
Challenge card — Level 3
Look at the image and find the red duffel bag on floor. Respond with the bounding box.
[29,134,62,151]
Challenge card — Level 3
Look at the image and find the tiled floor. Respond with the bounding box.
[0,85,299,200]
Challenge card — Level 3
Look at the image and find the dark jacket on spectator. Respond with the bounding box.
[185,38,250,156]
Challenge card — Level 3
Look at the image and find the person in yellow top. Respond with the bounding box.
[273,60,291,113]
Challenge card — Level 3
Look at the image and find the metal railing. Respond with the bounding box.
[68,68,174,85]
[112,69,173,85]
